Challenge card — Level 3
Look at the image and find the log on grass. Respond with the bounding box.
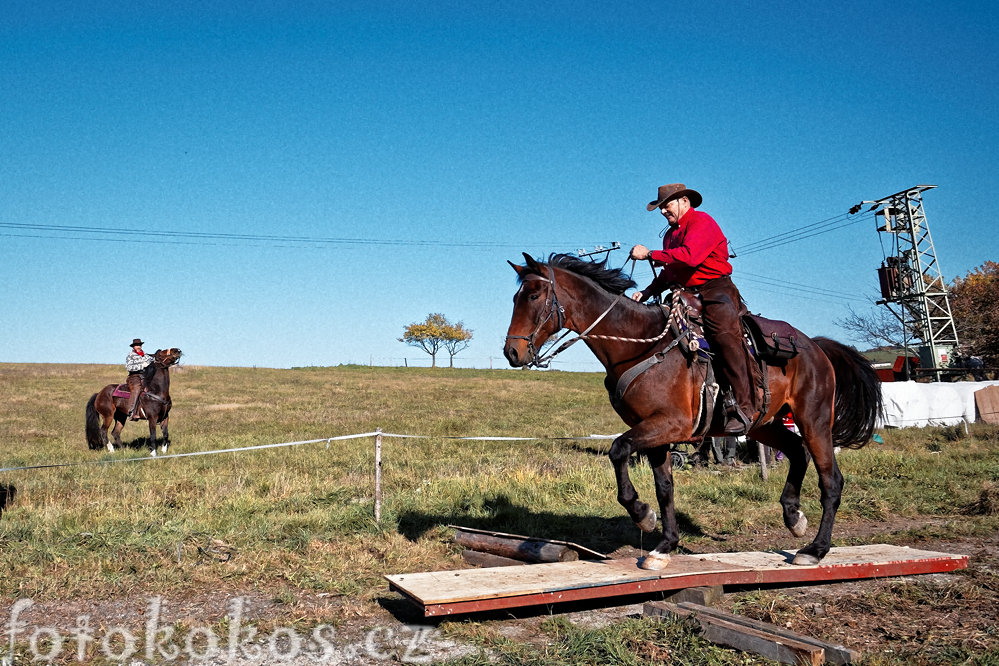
[460,549,526,568]
[454,530,579,563]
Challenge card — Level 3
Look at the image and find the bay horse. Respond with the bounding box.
[85,348,183,456]
[504,253,881,570]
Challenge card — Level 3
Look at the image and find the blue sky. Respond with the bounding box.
[2,1,997,371]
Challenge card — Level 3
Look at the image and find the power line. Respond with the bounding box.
[3,205,875,258]
[734,212,852,253]
[0,221,554,249]
[731,212,866,257]
[737,272,870,305]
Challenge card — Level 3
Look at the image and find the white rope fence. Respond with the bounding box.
[3,418,988,520]
[0,430,620,475]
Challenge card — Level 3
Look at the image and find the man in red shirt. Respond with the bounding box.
[630,183,753,435]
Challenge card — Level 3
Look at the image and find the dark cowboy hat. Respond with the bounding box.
[130,338,144,347]
[646,183,702,211]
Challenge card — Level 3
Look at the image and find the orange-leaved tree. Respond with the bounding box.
[950,260,999,369]
[400,313,473,368]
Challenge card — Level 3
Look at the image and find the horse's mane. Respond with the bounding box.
[545,253,637,295]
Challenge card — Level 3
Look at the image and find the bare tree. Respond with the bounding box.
[836,304,906,349]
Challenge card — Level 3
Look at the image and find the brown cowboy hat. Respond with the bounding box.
[130,338,144,347]
[646,183,702,211]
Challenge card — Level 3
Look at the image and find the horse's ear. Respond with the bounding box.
[522,252,543,272]
[508,259,528,277]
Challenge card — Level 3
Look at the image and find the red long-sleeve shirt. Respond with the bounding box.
[647,208,732,288]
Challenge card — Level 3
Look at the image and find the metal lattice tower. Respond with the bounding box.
[864,185,959,378]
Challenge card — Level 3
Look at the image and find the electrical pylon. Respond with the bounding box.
[857,185,959,379]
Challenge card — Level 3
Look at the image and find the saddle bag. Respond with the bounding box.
[743,314,799,361]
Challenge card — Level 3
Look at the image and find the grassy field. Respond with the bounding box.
[1,362,998,663]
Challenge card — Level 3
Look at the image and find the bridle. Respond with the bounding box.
[152,350,183,370]
[506,265,675,369]
[505,267,566,368]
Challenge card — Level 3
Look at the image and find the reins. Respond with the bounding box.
[527,291,631,368]
[508,263,679,369]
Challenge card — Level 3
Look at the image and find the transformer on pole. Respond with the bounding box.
[855,185,959,380]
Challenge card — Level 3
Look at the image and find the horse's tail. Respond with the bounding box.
[814,337,883,449]
[85,392,107,450]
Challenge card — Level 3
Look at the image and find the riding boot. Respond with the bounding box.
[711,329,755,435]
[697,277,755,436]
[721,390,752,436]
[125,374,143,421]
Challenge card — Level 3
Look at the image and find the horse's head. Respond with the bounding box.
[504,253,564,368]
[153,348,183,367]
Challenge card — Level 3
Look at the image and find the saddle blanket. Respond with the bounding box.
[112,384,131,399]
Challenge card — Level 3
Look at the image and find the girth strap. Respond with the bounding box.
[610,330,691,408]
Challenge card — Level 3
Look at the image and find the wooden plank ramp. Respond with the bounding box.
[385,544,967,617]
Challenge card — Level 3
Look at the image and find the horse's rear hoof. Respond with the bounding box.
[637,509,658,533]
[792,552,820,566]
[790,510,808,537]
[640,551,671,570]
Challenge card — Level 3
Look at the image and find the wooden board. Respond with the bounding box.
[385,544,967,617]
[976,385,999,425]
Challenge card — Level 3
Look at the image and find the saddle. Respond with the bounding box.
[674,290,801,364]
[113,383,157,402]
[671,291,803,436]
[610,290,805,437]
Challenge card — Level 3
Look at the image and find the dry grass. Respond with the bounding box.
[0,362,632,609]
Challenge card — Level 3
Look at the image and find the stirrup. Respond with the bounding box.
[721,394,752,435]
[723,414,749,436]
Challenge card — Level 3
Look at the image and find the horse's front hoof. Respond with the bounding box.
[790,510,808,537]
[640,551,671,570]
[792,551,820,566]
[637,509,658,534]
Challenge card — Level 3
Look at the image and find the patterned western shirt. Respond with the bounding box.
[125,351,153,373]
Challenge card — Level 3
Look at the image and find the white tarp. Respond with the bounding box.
[877,380,999,428]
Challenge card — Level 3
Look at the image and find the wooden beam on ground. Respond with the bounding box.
[663,585,724,606]
[386,544,968,617]
[645,600,859,664]
[645,601,827,665]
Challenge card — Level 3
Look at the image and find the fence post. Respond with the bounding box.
[758,440,768,482]
[374,428,383,523]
